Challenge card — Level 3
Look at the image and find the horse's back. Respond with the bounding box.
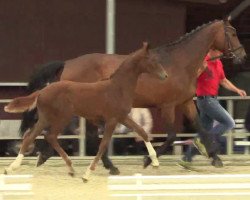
[61,53,127,82]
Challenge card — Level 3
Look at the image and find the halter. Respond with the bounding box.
[208,24,243,61]
[223,24,244,59]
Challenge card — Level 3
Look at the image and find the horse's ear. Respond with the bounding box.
[227,15,232,21]
[223,15,231,23]
[142,42,150,53]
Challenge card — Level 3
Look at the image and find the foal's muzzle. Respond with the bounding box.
[158,71,168,80]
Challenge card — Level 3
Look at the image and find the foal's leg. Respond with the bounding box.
[86,121,120,175]
[45,128,75,176]
[143,104,176,168]
[82,119,117,182]
[122,116,159,167]
[4,121,44,174]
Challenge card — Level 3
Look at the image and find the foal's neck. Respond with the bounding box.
[111,58,144,94]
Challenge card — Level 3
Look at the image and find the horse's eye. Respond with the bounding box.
[232,33,236,37]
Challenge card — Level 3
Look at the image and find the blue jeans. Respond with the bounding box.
[197,97,235,138]
[183,96,235,162]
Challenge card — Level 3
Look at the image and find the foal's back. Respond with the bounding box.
[37,42,166,123]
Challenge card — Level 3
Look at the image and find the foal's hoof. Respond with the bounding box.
[4,167,12,175]
[4,168,8,175]
[109,167,120,175]
[143,156,152,169]
[82,177,89,183]
[152,165,159,169]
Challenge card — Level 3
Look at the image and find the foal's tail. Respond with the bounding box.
[4,91,40,113]
[20,61,64,136]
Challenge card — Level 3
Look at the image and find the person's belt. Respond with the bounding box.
[197,95,217,99]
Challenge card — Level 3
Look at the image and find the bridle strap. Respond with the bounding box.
[223,25,244,59]
[208,24,244,61]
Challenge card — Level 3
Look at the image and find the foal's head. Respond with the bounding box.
[213,18,246,64]
[134,42,168,80]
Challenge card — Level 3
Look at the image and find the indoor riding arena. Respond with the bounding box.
[1,0,250,200]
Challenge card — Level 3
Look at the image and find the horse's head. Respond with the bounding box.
[213,18,246,64]
[137,42,168,80]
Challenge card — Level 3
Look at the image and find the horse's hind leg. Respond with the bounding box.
[82,119,117,182]
[86,121,120,175]
[4,121,45,174]
[45,130,75,176]
[122,116,159,167]
[181,100,219,159]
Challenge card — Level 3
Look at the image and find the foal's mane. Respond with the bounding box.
[103,49,147,80]
[153,20,220,51]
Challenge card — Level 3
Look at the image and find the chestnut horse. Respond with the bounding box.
[4,43,167,181]
[20,19,246,169]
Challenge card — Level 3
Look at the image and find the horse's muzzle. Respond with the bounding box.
[233,55,246,65]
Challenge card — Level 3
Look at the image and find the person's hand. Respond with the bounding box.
[203,60,208,67]
[237,89,247,97]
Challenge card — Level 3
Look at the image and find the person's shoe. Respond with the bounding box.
[193,138,208,157]
[177,160,192,169]
[36,152,52,167]
[211,155,223,168]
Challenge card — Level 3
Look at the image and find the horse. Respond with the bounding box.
[20,18,246,169]
[4,42,168,181]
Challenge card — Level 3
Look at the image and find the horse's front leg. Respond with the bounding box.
[144,104,176,168]
[122,116,159,167]
[82,119,117,182]
[5,122,44,174]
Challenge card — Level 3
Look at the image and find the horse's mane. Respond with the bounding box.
[153,20,220,51]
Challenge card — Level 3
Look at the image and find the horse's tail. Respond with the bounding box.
[20,61,65,136]
[5,91,40,113]
[26,61,65,92]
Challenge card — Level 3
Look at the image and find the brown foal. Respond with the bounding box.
[4,42,167,181]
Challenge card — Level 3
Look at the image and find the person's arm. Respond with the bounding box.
[220,78,247,97]
[197,60,207,77]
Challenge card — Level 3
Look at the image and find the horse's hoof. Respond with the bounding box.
[68,171,75,177]
[36,152,51,167]
[211,156,223,168]
[143,156,152,168]
[82,177,88,183]
[109,167,120,175]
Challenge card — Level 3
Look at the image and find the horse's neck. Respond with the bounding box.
[156,21,223,72]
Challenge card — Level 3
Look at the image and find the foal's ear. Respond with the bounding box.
[142,42,150,53]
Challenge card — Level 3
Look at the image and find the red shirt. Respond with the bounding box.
[196,55,225,96]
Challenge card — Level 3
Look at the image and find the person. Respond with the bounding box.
[179,49,247,168]
[113,108,153,155]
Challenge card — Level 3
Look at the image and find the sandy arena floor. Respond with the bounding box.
[1,155,250,200]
